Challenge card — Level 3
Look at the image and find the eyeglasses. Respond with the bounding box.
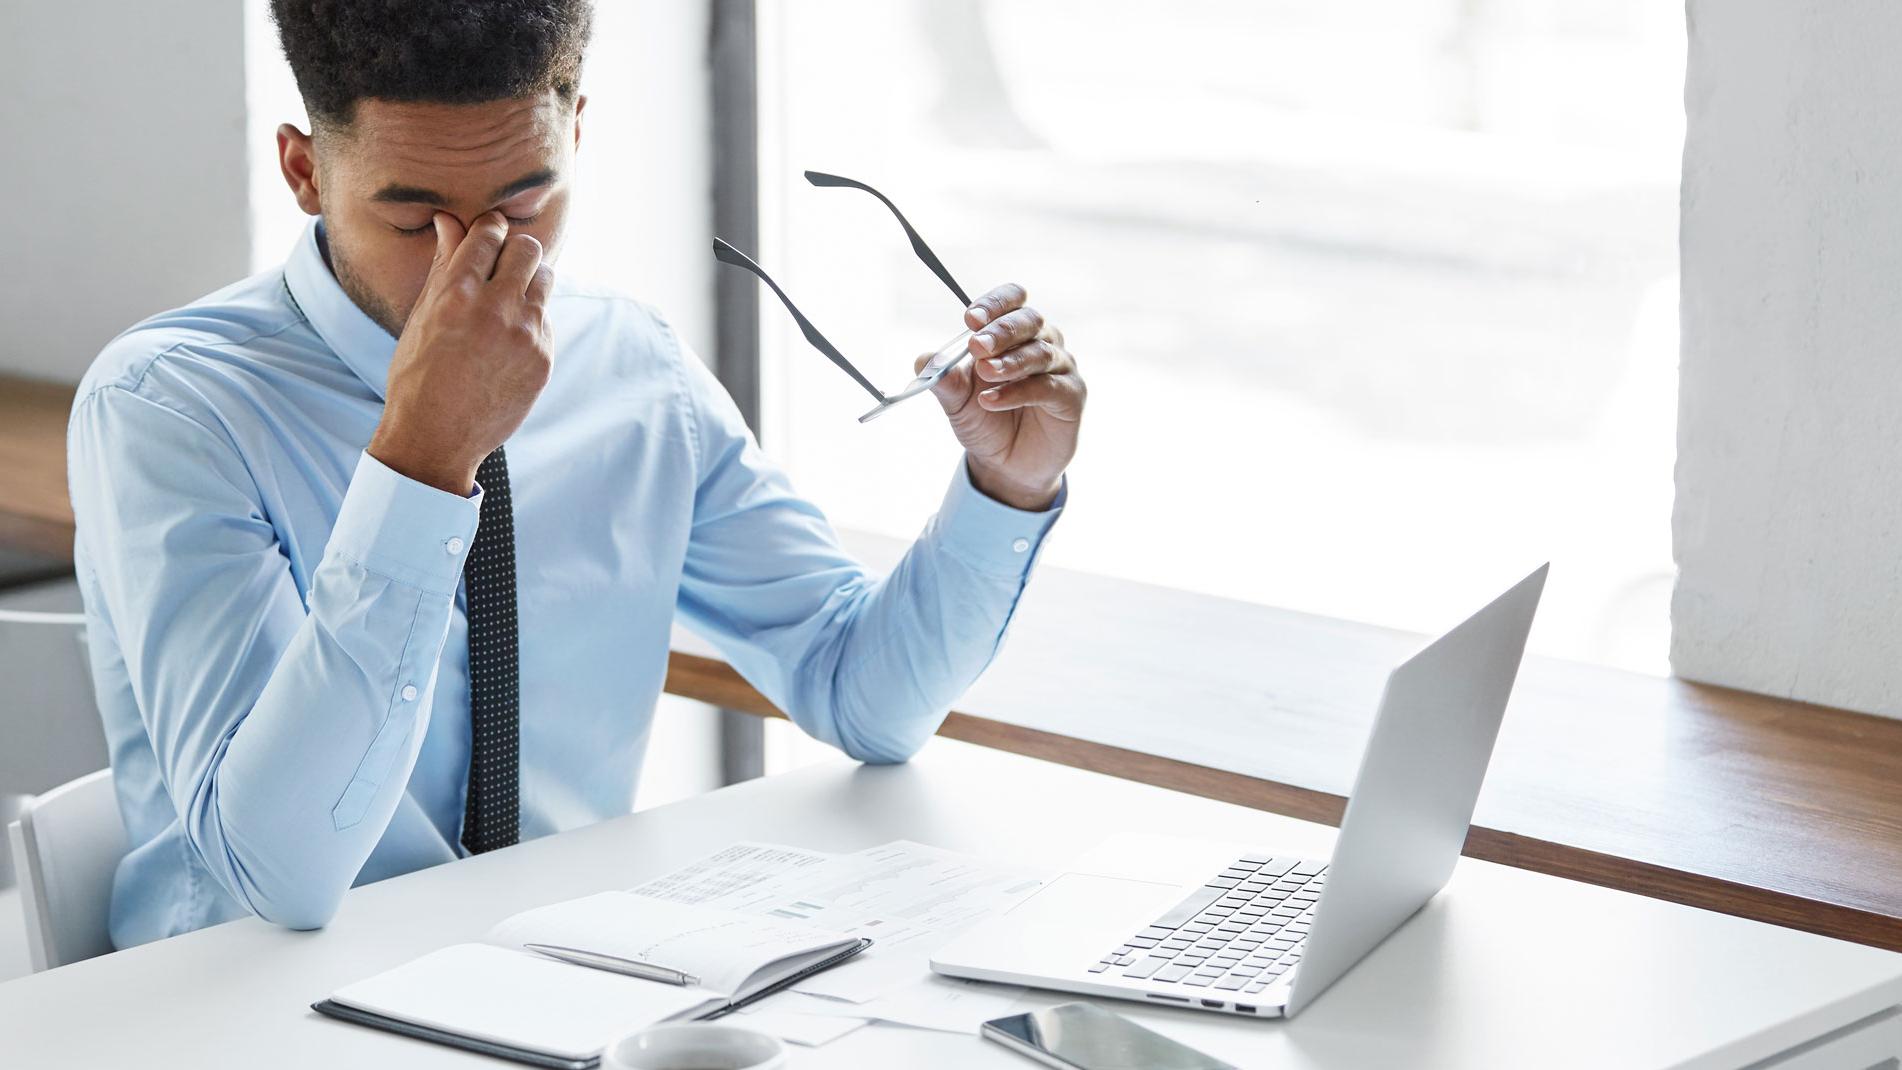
[714,171,974,423]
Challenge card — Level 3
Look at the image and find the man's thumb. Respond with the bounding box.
[430,212,465,275]
[924,351,969,414]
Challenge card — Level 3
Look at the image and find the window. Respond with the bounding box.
[754,0,1685,682]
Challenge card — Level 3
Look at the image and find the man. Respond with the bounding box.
[68,0,1084,948]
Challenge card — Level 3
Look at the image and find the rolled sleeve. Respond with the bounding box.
[931,458,1066,578]
[327,451,484,596]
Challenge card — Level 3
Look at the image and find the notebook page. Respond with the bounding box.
[483,891,855,996]
[329,944,711,1060]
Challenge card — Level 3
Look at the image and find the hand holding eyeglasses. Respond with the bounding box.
[715,172,1084,512]
[926,283,1082,512]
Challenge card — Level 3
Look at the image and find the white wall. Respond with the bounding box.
[1674,0,1902,717]
[0,0,251,384]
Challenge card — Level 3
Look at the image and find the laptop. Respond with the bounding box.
[931,564,1547,1019]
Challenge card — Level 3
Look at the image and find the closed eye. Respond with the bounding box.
[389,213,540,237]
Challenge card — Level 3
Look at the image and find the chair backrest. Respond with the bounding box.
[8,768,126,970]
[0,609,106,798]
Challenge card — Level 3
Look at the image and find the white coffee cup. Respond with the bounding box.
[601,1022,788,1070]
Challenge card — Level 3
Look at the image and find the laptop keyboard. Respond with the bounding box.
[1089,855,1325,996]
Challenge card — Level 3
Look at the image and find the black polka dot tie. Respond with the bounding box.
[461,446,520,855]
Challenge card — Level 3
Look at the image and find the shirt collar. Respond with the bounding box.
[283,217,400,400]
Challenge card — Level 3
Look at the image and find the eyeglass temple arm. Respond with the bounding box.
[711,238,887,404]
[803,171,972,307]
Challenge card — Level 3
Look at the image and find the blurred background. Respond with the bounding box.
[739,0,1686,772]
[752,0,1684,677]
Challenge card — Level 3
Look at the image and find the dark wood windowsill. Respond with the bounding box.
[0,375,77,562]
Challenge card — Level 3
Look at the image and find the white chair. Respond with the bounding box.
[0,609,106,800]
[0,605,120,972]
[7,769,125,971]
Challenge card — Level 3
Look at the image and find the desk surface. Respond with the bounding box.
[2,741,1899,1069]
[9,373,1902,952]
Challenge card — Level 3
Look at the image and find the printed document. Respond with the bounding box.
[632,840,1047,1003]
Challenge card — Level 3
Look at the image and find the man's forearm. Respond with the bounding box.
[782,462,1065,763]
[192,452,477,927]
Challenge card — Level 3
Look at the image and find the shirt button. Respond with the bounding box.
[401,684,419,702]
[445,536,465,556]
[1012,538,1031,554]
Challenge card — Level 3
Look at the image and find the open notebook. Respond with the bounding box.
[313,891,871,1069]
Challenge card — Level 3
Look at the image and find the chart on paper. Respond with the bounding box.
[629,839,1050,1002]
[629,842,836,907]
[748,841,1045,937]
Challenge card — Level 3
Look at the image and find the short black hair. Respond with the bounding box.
[270,0,594,128]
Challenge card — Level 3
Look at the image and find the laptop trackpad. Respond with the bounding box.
[932,872,1185,978]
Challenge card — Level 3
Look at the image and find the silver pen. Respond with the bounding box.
[522,943,701,987]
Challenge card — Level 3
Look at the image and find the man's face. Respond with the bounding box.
[280,93,582,336]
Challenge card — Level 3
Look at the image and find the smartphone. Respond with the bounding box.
[981,1002,1239,1070]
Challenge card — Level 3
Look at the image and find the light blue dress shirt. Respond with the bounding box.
[67,219,1062,949]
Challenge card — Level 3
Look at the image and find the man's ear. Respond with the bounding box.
[277,123,323,217]
[572,94,587,153]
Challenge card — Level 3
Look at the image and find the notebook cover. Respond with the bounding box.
[311,998,599,1069]
[311,937,873,1067]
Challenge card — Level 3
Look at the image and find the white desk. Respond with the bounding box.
[3,740,1900,1069]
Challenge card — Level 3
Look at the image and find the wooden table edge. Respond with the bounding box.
[663,648,1902,954]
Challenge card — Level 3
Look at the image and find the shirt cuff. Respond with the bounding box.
[931,458,1066,577]
[325,451,484,596]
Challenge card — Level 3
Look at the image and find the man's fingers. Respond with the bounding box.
[526,262,556,308]
[974,339,1070,385]
[431,212,467,269]
[970,306,1044,359]
[975,372,1086,420]
[493,232,545,294]
[422,213,468,298]
[965,283,1028,329]
[916,350,975,414]
[450,211,510,281]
